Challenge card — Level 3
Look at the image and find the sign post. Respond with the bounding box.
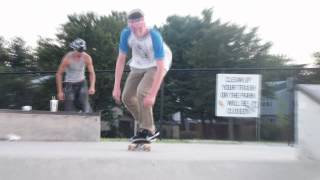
[216,74,262,140]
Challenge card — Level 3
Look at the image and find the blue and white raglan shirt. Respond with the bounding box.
[119,27,172,70]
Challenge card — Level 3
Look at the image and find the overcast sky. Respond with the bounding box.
[1,0,319,65]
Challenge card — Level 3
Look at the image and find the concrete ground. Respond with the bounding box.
[0,141,319,180]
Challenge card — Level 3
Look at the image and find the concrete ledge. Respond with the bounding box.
[0,109,100,141]
[296,85,320,160]
[296,84,320,105]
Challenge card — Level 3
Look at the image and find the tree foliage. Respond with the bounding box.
[0,9,306,125]
[160,9,291,120]
[0,37,36,108]
[34,12,127,112]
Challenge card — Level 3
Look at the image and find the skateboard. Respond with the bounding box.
[128,139,152,152]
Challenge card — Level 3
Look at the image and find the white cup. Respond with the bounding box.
[22,105,32,111]
[50,100,58,112]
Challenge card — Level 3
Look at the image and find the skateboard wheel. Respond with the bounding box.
[143,144,151,152]
[128,144,135,151]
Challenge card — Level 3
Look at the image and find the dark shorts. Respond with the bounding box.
[63,80,92,113]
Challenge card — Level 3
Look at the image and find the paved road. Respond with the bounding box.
[0,141,319,180]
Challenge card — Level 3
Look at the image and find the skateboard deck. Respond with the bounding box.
[128,139,152,152]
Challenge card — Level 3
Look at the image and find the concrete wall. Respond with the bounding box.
[296,85,320,160]
[0,109,100,141]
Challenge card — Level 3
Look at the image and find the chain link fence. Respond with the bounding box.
[1,67,319,142]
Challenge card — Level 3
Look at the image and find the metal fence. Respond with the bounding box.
[1,67,319,142]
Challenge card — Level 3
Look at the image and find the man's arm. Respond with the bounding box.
[112,53,127,104]
[56,56,68,100]
[85,55,96,95]
[143,60,167,107]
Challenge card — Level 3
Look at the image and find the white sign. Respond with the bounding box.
[216,74,261,117]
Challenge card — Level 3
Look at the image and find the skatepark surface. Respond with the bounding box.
[0,141,319,180]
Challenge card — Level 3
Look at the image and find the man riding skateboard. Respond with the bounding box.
[112,9,172,142]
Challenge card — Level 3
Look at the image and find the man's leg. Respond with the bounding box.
[122,69,144,126]
[77,81,92,113]
[137,67,157,134]
[63,83,77,112]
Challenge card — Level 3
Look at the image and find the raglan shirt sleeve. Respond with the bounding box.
[119,28,131,54]
[150,29,165,60]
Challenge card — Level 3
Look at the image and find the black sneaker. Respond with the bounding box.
[129,131,144,142]
[129,129,160,142]
[148,130,160,141]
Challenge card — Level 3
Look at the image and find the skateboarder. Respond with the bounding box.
[112,9,172,141]
[56,38,96,113]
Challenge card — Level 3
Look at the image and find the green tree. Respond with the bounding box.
[0,37,10,72]
[8,37,36,71]
[0,37,36,108]
[35,38,66,71]
[297,51,320,84]
[160,9,292,125]
[34,12,127,113]
[56,12,126,70]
